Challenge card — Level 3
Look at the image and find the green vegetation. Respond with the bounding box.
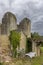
[25,38,32,53]
[0,62,3,65]
[7,32,43,65]
[9,30,21,57]
[41,42,43,47]
[31,32,40,39]
[2,55,43,65]
[40,47,43,52]
[31,32,43,46]
[32,55,43,65]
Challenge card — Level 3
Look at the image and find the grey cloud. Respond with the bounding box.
[0,0,43,35]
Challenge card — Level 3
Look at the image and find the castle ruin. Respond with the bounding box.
[0,12,31,52]
[0,12,40,57]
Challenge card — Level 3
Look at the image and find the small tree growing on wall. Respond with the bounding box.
[9,30,21,58]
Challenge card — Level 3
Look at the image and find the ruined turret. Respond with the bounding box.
[1,12,17,35]
[18,18,31,38]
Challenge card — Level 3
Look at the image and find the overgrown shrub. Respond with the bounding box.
[9,30,21,58]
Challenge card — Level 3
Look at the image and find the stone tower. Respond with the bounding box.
[18,18,31,38]
[1,12,17,35]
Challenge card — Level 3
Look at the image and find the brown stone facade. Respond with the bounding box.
[1,12,17,35]
[32,41,41,56]
[0,12,31,52]
[0,12,41,56]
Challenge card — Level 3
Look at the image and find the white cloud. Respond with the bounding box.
[0,0,9,8]
[0,0,43,35]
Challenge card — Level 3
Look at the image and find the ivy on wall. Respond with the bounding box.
[9,30,21,57]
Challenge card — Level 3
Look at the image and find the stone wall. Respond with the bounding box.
[32,41,40,56]
[0,12,31,55]
[10,14,17,31]
[20,31,26,51]
[18,18,31,38]
[0,35,12,62]
[1,12,17,35]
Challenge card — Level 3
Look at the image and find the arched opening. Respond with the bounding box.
[26,38,32,53]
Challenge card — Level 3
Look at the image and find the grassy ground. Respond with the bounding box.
[32,55,43,65]
[2,55,43,65]
[40,47,43,52]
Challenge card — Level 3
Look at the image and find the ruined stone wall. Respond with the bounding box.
[20,31,26,51]
[0,12,31,55]
[32,41,40,56]
[17,18,31,51]
[27,21,31,38]
[1,16,9,34]
[19,18,31,38]
[10,15,17,31]
[0,35,11,61]
[1,12,17,35]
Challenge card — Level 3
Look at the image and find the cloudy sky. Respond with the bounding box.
[0,0,43,35]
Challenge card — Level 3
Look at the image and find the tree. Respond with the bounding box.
[9,30,21,57]
[31,32,40,39]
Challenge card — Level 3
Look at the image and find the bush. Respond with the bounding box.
[9,30,21,58]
